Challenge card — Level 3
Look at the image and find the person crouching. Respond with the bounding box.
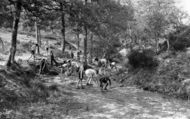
[99,76,111,90]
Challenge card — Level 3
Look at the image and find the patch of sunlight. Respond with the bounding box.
[89,113,113,119]
[102,103,117,110]
[161,102,175,111]
[74,93,102,103]
[109,108,127,116]
[53,76,61,83]
[116,86,143,94]
[148,100,159,105]
[128,103,143,110]
[51,76,71,86]
[142,109,150,113]
[140,113,164,119]
[161,111,175,116]
[178,107,188,112]
[161,113,190,119]
[0,61,6,66]
[103,104,126,114]
[15,53,31,60]
[139,113,186,119]
[80,112,113,119]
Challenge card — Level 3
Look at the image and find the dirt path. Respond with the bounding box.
[40,75,190,119]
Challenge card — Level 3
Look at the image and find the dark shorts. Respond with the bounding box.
[100,77,110,83]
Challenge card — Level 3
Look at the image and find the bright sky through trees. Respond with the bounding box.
[175,0,190,24]
[176,0,190,14]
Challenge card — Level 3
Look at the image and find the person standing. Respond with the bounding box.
[28,43,38,61]
[50,50,58,66]
[45,46,49,57]
[71,51,74,59]
[77,51,80,61]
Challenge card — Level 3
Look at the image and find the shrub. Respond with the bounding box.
[128,49,158,69]
[0,65,50,112]
[172,38,190,51]
[169,27,190,51]
[125,52,190,100]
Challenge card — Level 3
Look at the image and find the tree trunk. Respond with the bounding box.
[0,37,4,52]
[84,26,88,65]
[35,21,40,54]
[51,27,55,35]
[60,3,66,53]
[77,32,80,61]
[155,37,159,54]
[50,21,55,34]
[89,34,93,63]
[6,0,22,67]
[77,33,80,50]
[166,39,170,51]
[84,0,88,65]
[155,32,161,54]
[39,29,41,46]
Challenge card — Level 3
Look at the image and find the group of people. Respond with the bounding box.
[93,57,117,70]
[28,43,78,63]
[76,65,112,90]
[75,57,117,90]
[28,43,116,91]
[63,57,115,90]
[27,43,62,75]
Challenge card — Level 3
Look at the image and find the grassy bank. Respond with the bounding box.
[124,52,190,100]
[0,63,52,118]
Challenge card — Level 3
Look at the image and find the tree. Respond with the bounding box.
[6,0,22,67]
[35,20,41,54]
[0,1,13,28]
[68,0,132,61]
[5,0,52,66]
[4,0,134,66]
[58,2,66,53]
[88,0,134,58]
[136,0,189,52]
[39,0,73,53]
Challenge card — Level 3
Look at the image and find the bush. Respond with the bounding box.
[128,49,158,69]
[0,65,50,112]
[169,27,190,51]
[125,52,190,100]
[172,38,190,51]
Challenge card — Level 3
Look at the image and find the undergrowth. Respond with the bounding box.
[125,52,190,100]
[0,63,57,118]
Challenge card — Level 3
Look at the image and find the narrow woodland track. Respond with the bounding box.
[37,75,190,119]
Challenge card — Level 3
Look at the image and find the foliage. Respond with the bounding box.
[169,26,190,51]
[128,49,158,69]
[0,1,13,28]
[133,0,189,50]
[0,63,51,113]
[68,0,134,57]
[125,52,190,100]
[172,38,190,51]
